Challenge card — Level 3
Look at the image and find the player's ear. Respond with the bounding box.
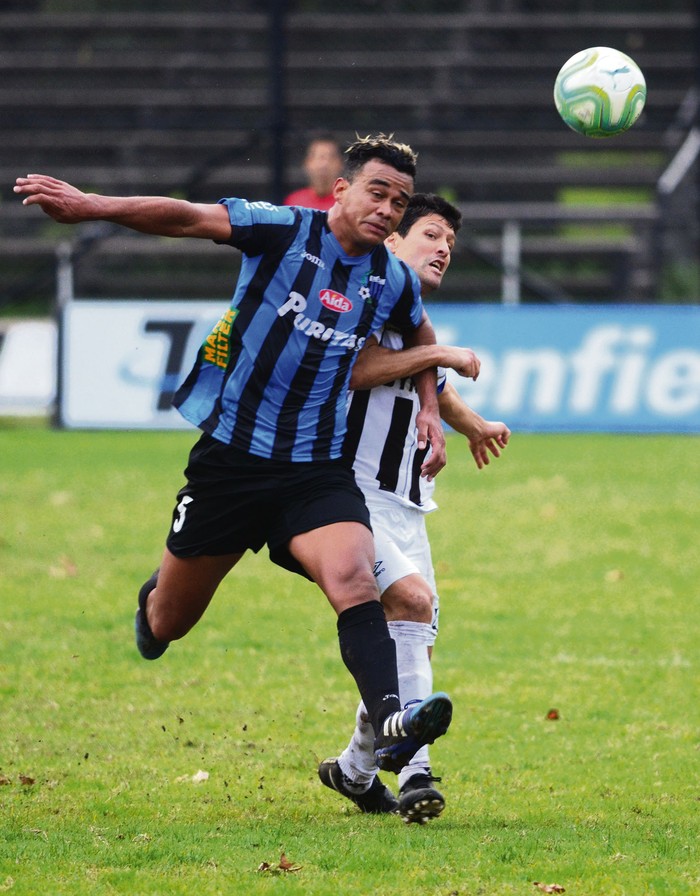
[332,177,349,202]
[385,231,401,253]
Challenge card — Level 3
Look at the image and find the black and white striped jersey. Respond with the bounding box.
[343,327,445,512]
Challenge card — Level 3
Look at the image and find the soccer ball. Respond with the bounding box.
[553,46,647,138]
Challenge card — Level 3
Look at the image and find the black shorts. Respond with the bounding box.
[165,433,371,579]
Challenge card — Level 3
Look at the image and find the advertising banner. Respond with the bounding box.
[59,300,700,432]
[60,300,223,429]
[429,304,700,433]
[0,320,56,414]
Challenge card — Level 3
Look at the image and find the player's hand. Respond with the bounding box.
[416,406,446,481]
[468,420,510,470]
[443,347,480,380]
[14,174,93,223]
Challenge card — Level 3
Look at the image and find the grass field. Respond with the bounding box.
[1,421,699,895]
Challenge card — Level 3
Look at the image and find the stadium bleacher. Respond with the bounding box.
[1,3,697,305]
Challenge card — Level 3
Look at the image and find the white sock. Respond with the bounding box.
[337,700,376,787]
[338,619,436,789]
[388,620,435,790]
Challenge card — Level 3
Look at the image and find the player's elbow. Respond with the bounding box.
[349,359,378,390]
[348,369,362,390]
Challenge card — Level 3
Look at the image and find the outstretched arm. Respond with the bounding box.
[14,174,231,241]
[349,337,480,390]
[349,312,482,481]
[438,381,510,470]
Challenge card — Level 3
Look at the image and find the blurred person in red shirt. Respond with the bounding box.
[284,133,344,211]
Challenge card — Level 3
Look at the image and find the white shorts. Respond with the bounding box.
[367,497,440,635]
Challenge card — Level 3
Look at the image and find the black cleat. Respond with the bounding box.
[398,773,445,825]
[374,692,452,774]
[134,570,169,660]
[318,758,398,814]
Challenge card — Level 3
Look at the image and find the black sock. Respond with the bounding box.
[138,569,160,630]
[337,601,401,736]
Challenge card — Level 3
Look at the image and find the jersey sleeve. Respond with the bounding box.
[215,197,299,255]
[385,262,424,332]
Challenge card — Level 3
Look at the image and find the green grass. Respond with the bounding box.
[1,423,699,895]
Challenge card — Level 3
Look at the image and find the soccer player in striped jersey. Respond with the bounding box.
[15,138,467,778]
[318,193,510,823]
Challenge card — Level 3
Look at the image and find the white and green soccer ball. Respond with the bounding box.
[554,46,647,138]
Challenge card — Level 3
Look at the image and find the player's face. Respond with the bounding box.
[389,214,456,294]
[304,140,343,193]
[331,159,414,255]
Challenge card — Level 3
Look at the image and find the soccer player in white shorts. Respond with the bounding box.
[319,193,510,823]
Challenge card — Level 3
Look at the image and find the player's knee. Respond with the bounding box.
[322,556,379,610]
[150,613,189,643]
[383,576,434,623]
[148,595,201,642]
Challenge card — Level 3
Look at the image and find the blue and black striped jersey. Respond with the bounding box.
[174,199,424,462]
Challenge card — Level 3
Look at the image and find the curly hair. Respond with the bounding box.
[344,133,418,181]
